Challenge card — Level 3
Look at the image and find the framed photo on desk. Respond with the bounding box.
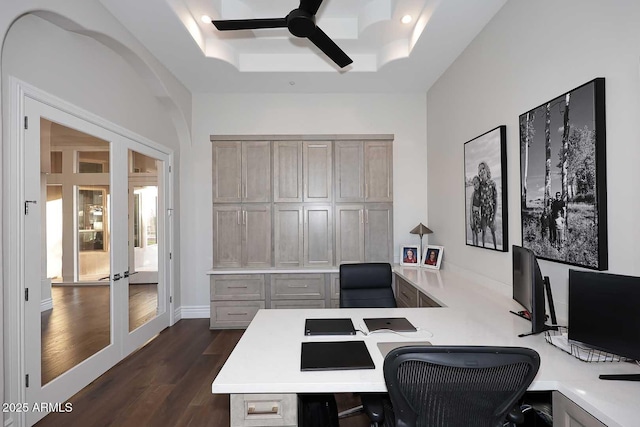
[422,246,443,269]
[400,245,420,266]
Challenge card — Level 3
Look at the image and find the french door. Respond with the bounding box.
[23,96,171,425]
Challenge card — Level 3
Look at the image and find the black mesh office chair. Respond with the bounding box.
[383,346,541,427]
[338,263,396,427]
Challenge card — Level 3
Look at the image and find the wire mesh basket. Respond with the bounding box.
[544,326,628,363]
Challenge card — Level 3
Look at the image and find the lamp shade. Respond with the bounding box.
[410,223,433,237]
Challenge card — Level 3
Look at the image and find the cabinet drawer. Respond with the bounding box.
[210,301,265,329]
[552,392,606,427]
[270,274,325,300]
[271,300,326,309]
[396,277,418,307]
[330,273,340,299]
[211,275,265,301]
[230,393,297,427]
[418,291,439,308]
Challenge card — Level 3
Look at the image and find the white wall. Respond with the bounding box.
[426,0,640,321]
[181,93,427,308]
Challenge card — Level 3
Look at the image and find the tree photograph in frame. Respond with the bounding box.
[464,126,508,252]
[519,78,607,270]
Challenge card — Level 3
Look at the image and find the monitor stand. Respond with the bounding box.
[599,374,640,382]
[513,276,559,337]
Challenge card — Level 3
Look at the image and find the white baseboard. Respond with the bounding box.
[40,298,53,312]
[178,305,209,319]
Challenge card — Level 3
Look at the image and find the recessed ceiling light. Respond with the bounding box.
[289,81,296,86]
[201,15,212,24]
[401,15,412,24]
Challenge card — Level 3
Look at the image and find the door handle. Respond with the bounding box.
[113,273,122,281]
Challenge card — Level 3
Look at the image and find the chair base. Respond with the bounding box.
[338,404,364,419]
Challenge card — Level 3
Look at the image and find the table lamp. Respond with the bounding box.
[410,223,433,251]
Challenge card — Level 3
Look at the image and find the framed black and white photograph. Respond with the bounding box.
[422,245,443,270]
[400,245,420,266]
[464,125,508,251]
[519,78,607,270]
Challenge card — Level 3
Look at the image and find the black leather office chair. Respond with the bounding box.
[339,262,396,308]
[383,346,541,427]
[338,263,396,427]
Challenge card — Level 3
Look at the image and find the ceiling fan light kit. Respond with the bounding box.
[212,0,353,68]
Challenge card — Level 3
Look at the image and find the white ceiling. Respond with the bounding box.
[98,0,507,93]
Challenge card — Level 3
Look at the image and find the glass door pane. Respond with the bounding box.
[128,150,160,332]
[41,119,112,384]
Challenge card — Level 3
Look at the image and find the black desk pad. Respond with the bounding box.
[301,341,375,371]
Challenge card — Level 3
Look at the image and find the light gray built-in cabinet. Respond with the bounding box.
[335,140,393,203]
[210,135,393,329]
[335,203,393,264]
[213,140,271,203]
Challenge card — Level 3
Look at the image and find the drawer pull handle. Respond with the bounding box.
[248,405,278,415]
[287,284,309,288]
[227,285,248,289]
[228,312,248,316]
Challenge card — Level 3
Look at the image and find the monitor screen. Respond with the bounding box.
[512,245,547,334]
[569,270,640,361]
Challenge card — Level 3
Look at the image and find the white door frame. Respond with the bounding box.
[4,78,175,427]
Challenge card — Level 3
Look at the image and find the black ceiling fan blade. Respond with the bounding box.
[299,0,324,15]
[307,27,352,68]
[212,18,287,31]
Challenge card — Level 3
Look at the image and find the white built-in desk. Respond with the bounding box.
[212,267,640,427]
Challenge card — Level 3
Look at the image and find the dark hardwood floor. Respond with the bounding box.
[41,285,157,384]
[36,319,372,427]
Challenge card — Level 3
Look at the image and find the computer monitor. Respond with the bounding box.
[569,269,640,362]
[512,245,553,336]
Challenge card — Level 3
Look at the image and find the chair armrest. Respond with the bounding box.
[361,393,386,423]
[506,406,525,424]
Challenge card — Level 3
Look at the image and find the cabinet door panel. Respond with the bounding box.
[213,142,242,203]
[242,204,272,268]
[552,392,606,427]
[274,204,304,267]
[364,141,393,202]
[364,204,393,262]
[273,141,302,202]
[213,205,242,267]
[303,141,332,202]
[335,205,365,264]
[243,141,271,202]
[304,206,333,267]
[335,141,364,202]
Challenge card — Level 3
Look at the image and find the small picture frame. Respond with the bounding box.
[422,246,444,269]
[400,245,420,266]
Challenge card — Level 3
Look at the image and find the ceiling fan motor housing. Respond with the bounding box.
[287,9,316,37]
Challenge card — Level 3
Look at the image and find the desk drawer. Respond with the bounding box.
[210,301,265,329]
[271,274,325,300]
[230,393,297,427]
[271,300,326,309]
[418,291,439,307]
[396,277,418,307]
[211,274,265,301]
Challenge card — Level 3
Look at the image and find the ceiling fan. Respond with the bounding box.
[211,0,353,68]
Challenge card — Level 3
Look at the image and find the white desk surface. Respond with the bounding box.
[212,267,640,427]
